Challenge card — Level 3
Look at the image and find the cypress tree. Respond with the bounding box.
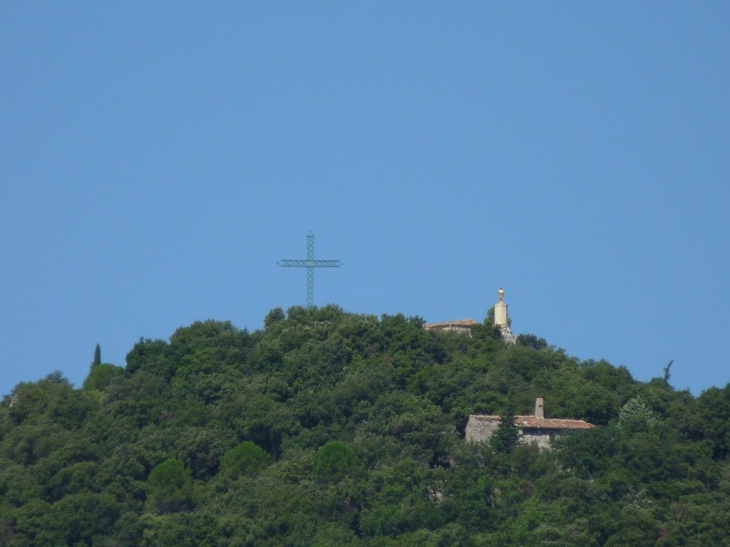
[492,403,520,453]
[93,343,101,367]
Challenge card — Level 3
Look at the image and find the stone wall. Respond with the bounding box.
[424,319,478,336]
[520,429,556,450]
[465,415,501,442]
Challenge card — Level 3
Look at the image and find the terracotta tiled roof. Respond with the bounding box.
[515,416,595,430]
[424,319,478,330]
[468,414,595,430]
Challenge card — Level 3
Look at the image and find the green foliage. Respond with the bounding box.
[125,338,171,376]
[517,333,547,350]
[83,363,125,391]
[313,441,358,481]
[619,396,662,430]
[698,385,730,459]
[93,343,101,367]
[491,404,520,453]
[1,310,730,545]
[220,441,268,479]
[264,307,286,329]
[486,306,495,325]
[146,458,193,514]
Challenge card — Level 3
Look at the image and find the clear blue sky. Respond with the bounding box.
[1,3,728,397]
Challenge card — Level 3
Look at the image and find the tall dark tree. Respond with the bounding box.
[92,343,101,367]
[492,404,520,453]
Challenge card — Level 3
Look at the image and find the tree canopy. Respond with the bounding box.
[1,306,729,546]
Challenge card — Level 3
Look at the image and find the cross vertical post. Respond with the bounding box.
[307,232,315,307]
[279,232,343,308]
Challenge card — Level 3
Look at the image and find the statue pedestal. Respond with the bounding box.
[494,302,509,326]
[492,288,515,345]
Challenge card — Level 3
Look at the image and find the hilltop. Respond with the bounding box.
[2,305,730,546]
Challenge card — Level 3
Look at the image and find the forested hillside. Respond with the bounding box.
[2,305,730,546]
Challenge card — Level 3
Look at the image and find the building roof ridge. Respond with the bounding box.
[467,413,596,430]
[424,318,478,329]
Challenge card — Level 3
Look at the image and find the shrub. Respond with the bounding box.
[146,459,193,514]
[220,442,269,479]
[313,441,358,481]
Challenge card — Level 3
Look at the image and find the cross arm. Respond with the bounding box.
[278,259,343,268]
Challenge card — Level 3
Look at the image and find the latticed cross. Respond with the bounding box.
[278,232,343,308]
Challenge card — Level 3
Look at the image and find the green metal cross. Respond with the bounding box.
[278,232,343,308]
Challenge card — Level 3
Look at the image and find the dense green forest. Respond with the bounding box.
[2,305,730,546]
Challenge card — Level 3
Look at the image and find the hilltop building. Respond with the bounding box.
[465,398,596,449]
[423,318,478,335]
[423,287,516,345]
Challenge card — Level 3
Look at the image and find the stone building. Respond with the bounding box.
[423,287,517,344]
[465,398,595,449]
[423,318,478,335]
